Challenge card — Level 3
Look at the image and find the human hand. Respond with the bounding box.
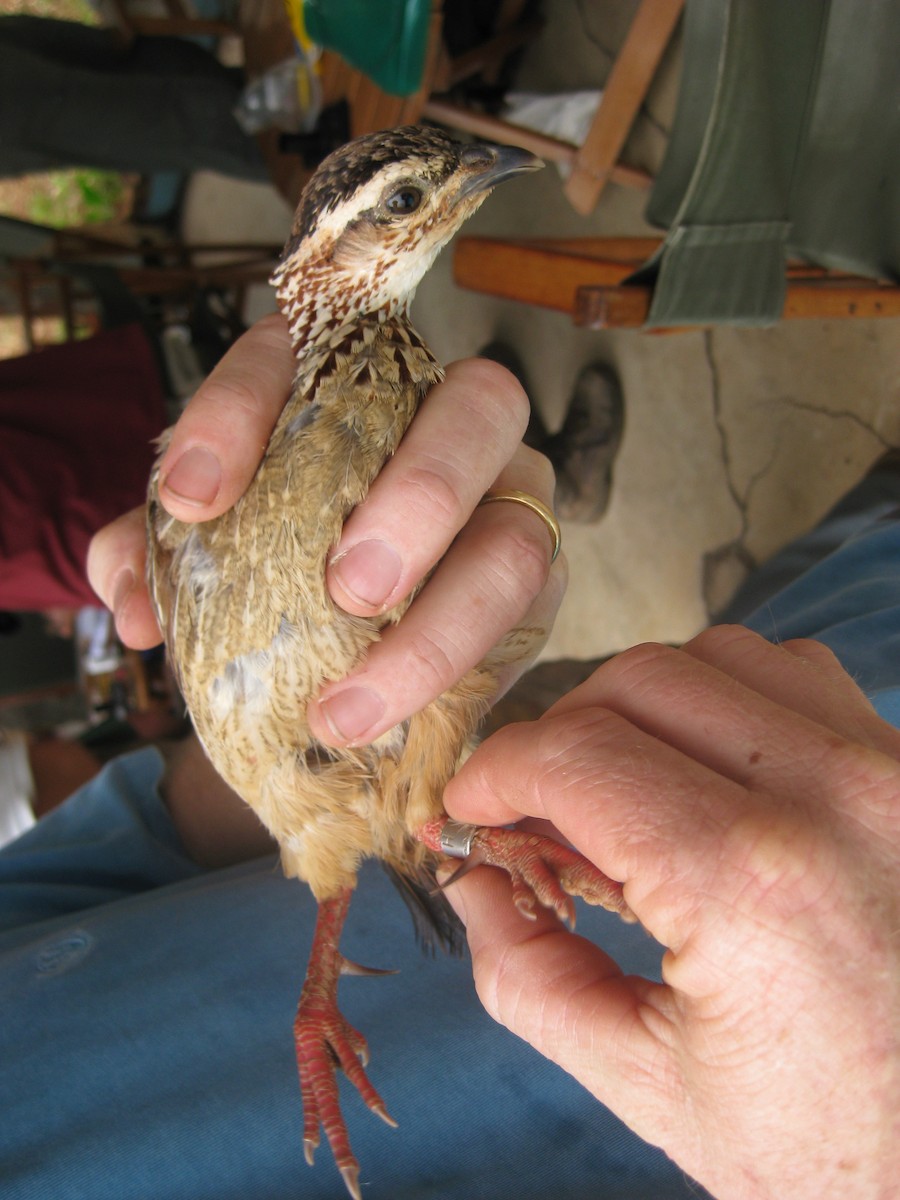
[441,626,900,1200]
[88,314,564,744]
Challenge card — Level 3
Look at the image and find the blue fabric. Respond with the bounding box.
[3,471,900,1199]
[719,467,900,722]
[0,749,201,937]
[0,750,690,1200]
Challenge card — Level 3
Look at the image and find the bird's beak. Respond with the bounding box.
[455,142,544,201]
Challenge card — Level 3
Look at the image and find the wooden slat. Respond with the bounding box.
[115,259,276,294]
[319,51,352,109]
[353,83,395,136]
[575,285,651,328]
[782,283,900,320]
[523,236,662,262]
[564,0,684,213]
[309,0,665,208]
[410,6,448,106]
[422,100,653,190]
[455,235,900,328]
[453,236,635,312]
[574,281,900,329]
[320,6,444,137]
[423,100,578,165]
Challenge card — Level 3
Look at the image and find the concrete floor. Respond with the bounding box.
[183,0,900,663]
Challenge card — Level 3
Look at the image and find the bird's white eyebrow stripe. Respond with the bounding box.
[314,164,432,239]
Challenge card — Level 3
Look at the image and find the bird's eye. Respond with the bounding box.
[385,186,423,216]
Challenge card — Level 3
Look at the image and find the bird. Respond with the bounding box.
[146,124,631,1198]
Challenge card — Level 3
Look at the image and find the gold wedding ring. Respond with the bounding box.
[478,488,562,563]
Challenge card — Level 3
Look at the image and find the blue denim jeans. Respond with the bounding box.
[3,469,899,1200]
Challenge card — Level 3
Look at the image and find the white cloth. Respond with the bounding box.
[0,731,36,849]
[503,90,603,176]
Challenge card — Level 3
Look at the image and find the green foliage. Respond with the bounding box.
[26,169,129,227]
[0,0,97,22]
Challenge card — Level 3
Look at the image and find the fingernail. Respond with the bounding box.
[161,445,222,507]
[112,568,135,621]
[317,686,385,744]
[330,540,402,609]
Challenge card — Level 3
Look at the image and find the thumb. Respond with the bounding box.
[440,861,657,1091]
[441,859,693,1165]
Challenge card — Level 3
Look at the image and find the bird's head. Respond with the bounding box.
[273,125,542,350]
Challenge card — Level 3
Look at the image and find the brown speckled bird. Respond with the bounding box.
[146,125,630,1197]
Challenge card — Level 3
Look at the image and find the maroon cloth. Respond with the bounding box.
[0,324,166,609]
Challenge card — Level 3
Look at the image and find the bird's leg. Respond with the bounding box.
[295,888,397,1200]
[419,817,635,927]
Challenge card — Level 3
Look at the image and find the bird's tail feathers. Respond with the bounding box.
[382,861,466,957]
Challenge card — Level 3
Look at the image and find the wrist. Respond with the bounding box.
[160,735,276,867]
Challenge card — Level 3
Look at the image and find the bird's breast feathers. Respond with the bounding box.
[147,318,440,795]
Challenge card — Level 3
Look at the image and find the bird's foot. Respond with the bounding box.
[420,817,634,927]
[294,986,397,1198]
[297,891,397,1200]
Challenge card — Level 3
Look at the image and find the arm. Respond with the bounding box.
[441,625,900,1200]
[157,735,276,869]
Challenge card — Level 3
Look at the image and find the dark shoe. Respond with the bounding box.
[870,447,900,476]
[546,364,624,523]
[476,340,547,450]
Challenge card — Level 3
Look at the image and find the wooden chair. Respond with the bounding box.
[453,0,900,329]
[1,219,280,353]
[452,236,900,329]
[315,2,540,140]
[423,0,684,214]
[104,0,684,217]
[313,0,684,215]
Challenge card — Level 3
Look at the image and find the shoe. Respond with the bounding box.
[476,340,547,450]
[546,364,624,523]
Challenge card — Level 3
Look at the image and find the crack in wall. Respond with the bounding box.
[700,331,895,620]
[773,396,894,450]
[704,330,748,535]
[702,331,756,618]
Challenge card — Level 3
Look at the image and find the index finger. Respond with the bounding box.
[325,357,530,616]
[154,314,294,521]
[86,506,163,649]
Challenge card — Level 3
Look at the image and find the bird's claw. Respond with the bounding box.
[422,817,633,924]
[340,1163,362,1200]
[295,988,397,1198]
